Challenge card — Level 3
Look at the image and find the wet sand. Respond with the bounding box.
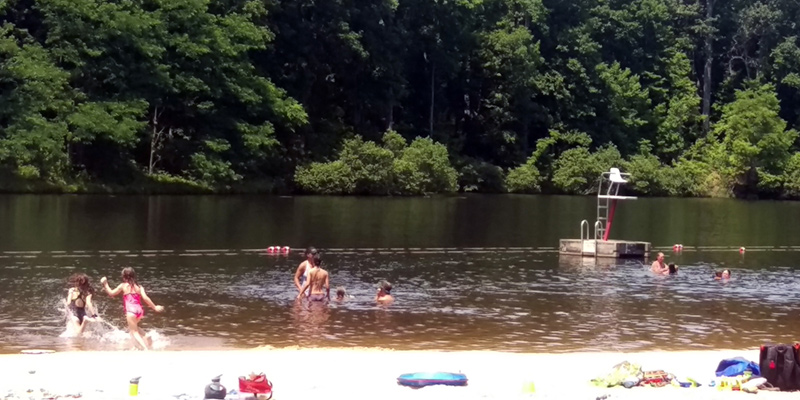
[0,347,795,399]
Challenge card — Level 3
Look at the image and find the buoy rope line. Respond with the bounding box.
[0,245,793,259]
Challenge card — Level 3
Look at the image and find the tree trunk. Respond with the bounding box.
[429,63,435,137]
[387,87,394,131]
[702,0,714,134]
[149,130,159,175]
[149,107,162,175]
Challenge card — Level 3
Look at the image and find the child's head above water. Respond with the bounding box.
[336,287,346,300]
[668,263,677,274]
[122,267,137,285]
[69,273,93,294]
[378,280,392,294]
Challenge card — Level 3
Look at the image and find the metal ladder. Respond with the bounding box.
[580,220,604,241]
[581,220,590,241]
[596,175,622,241]
[596,198,608,240]
[580,220,602,259]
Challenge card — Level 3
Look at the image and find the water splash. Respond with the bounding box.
[58,299,169,350]
[147,330,170,350]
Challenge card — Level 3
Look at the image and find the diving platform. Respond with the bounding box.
[559,238,651,258]
[558,168,651,259]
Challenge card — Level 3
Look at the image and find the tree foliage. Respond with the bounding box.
[295,131,458,195]
[0,0,800,198]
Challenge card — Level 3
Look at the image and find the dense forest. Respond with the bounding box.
[1,0,800,197]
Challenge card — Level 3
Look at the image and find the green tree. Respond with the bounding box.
[595,62,652,154]
[653,52,702,161]
[339,137,395,194]
[0,26,73,180]
[781,153,800,198]
[711,81,797,195]
[294,161,355,195]
[34,0,305,185]
[552,144,623,194]
[772,36,800,128]
[506,159,542,193]
[393,137,458,195]
[294,132,458,195]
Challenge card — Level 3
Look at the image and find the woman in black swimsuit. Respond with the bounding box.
[67,273,97,335]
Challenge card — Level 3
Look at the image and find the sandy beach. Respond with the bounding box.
[1,347,795,400]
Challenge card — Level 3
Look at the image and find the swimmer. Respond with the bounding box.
[668,263,678,274]
[66,273,98,335]
[714,269,731,280]
[297,253,329,302]
[335,287,347,302]
[376,280,394,303]
[100,267,164,350]
[294,247,318,295]
[650,252,669,275]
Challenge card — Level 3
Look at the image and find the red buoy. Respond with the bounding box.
[281,246,290,254]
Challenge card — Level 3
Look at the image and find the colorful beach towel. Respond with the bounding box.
[640,370,671,387]
[591,361,642,388]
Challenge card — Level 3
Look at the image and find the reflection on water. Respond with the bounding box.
[291,298,332,340]
[4,194,800,251]
[0,250,798,353]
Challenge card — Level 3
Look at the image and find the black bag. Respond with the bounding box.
[759,344,800,391]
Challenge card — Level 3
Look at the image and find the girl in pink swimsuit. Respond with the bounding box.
[101,267,164,350]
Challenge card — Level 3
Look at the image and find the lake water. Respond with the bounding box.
[0,194,799,353]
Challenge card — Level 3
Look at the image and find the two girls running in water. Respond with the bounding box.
[100,267,164,350]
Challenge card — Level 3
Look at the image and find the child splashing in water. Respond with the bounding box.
[100,267,164,350]
[66,273,98,335]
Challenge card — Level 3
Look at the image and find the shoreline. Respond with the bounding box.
[0,344,761,356]
[1,347,791,399]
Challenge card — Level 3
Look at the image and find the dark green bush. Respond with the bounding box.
[458,157,506,193]
[393,137,458,195]
[339,137,394,194]
[782,153,800,199]
[506,160,541,193]
[382,130,407,157]
[294,160,354,194]
[552,145,623,194]
[294,132,458,195]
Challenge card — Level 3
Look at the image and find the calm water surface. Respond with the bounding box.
[0,195,799,353]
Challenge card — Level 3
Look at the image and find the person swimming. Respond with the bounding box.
[668,263,678,274]
[66,273,98,335]
[714,269,731,280]
[651,252,669,275]
[101,267,165,350]
[335,287,347,301]
[376,280,394,303]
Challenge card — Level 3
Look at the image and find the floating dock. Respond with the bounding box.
[558,168,651,259]
[558,239,650,258]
